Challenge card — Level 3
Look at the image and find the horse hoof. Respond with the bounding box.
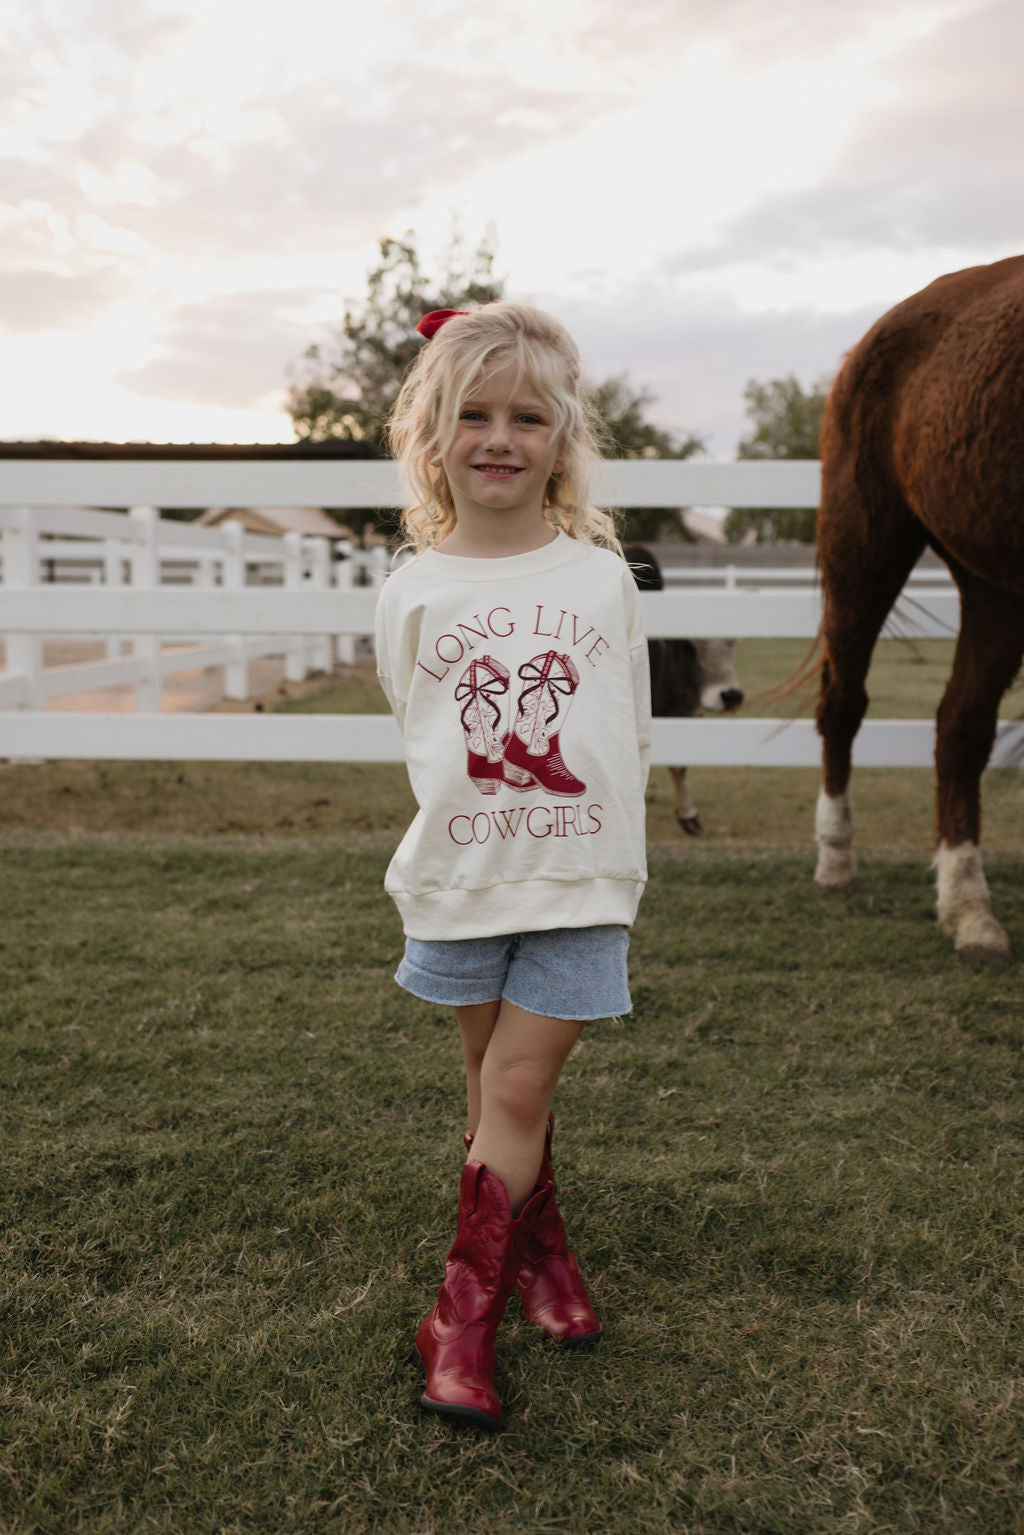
[956,942,1014,971]
[953,915,1013,969]
[943,894,1012,968]
[814,846,857,890]
[678,815,705,837]
[816,874,858,894]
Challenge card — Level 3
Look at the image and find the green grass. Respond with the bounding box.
[3,836,1024,1534]
[3,649,1024,1533]
[735,634,1024,722]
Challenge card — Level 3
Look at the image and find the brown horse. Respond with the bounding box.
[815,255,1024,967]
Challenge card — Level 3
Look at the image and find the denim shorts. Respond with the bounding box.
[395,925,631,1022]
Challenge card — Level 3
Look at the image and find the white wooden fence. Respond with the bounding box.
[0,503,388,712]
[3,457,1021,768]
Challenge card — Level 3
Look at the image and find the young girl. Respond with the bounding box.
[375,302,650,1430]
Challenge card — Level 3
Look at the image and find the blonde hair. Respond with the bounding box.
[387,302,621,555]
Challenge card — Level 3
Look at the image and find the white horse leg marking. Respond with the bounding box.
[814,788,857,888]
[933,840,1011,965]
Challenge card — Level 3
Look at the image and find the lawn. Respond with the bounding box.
[3,642,1024,1534]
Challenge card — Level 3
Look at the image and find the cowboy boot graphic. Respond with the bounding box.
[503,651,587,797]
[455,655,512,794]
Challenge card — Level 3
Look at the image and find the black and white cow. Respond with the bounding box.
[624,544,744,836]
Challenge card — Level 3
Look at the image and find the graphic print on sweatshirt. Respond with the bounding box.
[456,650,586,798]
[406,592,638,851]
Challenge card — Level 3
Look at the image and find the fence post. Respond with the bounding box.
[368,545,389,584]
[334,540,355,665]
[283,532,307,682]
[3,507,43,709]
[365,545,389,660]
[129,506,162,711]
[197,551,218,589]
[103,533,118,660]
[304,535,332,674]
[222,521,249,700]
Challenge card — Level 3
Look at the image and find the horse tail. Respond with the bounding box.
[748,626,824,719]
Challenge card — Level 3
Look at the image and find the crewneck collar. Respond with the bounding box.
[417,530,581,582]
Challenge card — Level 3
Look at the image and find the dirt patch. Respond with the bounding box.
[209,670,341,714]
[0,636,342,715]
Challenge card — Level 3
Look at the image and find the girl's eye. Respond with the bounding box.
[460,410,485,422]
[518,413,543,426]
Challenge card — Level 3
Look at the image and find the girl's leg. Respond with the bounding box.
[418,1006,570,1429]
[455,1000,501,1136]
[462,1003,601,1343]
[467,1000,585,1213]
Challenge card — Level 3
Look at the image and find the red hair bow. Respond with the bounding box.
[416,309,467,339]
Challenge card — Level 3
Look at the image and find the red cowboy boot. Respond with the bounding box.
[516,1116,602,1345]
[502,651,586,797]
[463,1120,601,1346]
[414,1160,551,1429]
[455,655,511,795]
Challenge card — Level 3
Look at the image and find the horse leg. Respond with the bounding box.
[814,497,924,890]
[814,624,878,890]
[932,578,1024,967]
[670,765,704,836]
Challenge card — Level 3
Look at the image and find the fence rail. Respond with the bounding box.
[0,457,1003,771]
[659,563,951,589]
[0,585,961,642]
[0,457,822,510]
[2,711,1023,770]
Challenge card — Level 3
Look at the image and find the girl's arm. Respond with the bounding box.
[374,584,408,730]
[631,640,652,788]
[624,567,652,786]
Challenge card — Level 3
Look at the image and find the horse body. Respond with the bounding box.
[815,255,1024,965]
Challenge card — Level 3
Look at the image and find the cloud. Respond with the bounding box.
[663,0,1024,268]
[651,303,876,453]
[115,288,319,408]
[537,279,882,453]
[115,73,606,262]
[6,0,947,278]
[0,266,128,336]
[1,2,616,270]
[570,0,945,70]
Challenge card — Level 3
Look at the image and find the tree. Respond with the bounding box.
[590,374,704,461]
[723,374,830,544]
[590,374,706,541]
[287,230,504,449]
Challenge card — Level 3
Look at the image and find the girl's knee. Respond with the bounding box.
[479,1057,555,1130]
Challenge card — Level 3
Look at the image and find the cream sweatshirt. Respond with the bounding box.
[375,531,650,940]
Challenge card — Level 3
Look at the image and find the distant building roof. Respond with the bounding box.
[0,440,377,461]
[680,508,728,544]
[198,506,346,539]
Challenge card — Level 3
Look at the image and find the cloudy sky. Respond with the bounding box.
[2,0,1021,453]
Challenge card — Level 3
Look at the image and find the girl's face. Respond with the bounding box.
[439,360,564,528]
